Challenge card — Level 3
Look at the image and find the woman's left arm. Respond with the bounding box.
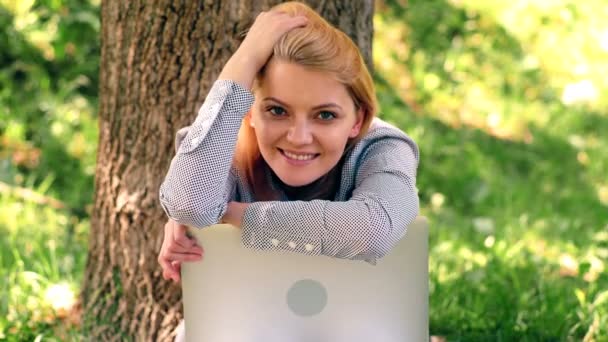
[234,136,419,264]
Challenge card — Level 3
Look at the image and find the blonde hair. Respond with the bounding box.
[234,1,377,200]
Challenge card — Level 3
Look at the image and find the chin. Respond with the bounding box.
[275,172,319,187]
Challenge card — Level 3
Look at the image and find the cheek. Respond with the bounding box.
[252,121,278,150]
[319,128,352,154]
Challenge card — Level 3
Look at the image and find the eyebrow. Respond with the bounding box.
[262,97,343,111]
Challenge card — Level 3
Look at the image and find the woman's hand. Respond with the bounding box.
[158,219,204,283]
[218,10,308,89]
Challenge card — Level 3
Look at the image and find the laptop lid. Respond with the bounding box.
[182,216,429,342]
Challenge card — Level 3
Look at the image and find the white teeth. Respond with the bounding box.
[283,150,316,161]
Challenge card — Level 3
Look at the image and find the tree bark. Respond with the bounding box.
[81,0,374,340]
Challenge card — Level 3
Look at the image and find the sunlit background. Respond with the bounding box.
[1,0,606,340]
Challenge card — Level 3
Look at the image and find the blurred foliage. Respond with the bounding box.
[375,0,607,340]
[0,189,88,341]
[0,0,98,340]
[0,0,99,212]
[1,0,607,340]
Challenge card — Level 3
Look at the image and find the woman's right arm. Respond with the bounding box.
[158,80,254,228]
[158,11,308,229]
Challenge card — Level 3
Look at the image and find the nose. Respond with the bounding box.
[286,119,313,145]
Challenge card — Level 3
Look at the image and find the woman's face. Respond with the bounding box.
[250,59,363,187]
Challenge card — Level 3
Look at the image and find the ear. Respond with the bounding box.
[349,108,364,138]
[246,111,255,128]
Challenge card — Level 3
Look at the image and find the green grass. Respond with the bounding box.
[375,82,608,340]
[0,187,88,341]
[375,0,608,339]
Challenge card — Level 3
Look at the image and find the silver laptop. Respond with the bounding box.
[182,217,429,342]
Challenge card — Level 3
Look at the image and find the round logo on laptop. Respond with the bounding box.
[286,279,328,316]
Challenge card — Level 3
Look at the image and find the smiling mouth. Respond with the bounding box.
[278,148,320,161]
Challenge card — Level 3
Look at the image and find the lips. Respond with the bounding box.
[278,148,320,162]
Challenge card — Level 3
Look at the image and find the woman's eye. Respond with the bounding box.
[268,106,286,116]
[318,111,336,121]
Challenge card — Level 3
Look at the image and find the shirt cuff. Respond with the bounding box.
[178,79,255,154]
[241,202,323,256]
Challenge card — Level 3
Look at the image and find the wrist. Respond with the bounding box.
[222,202,249,228]
[218,53,259,90]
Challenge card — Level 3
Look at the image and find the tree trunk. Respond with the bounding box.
[81,0,373,340]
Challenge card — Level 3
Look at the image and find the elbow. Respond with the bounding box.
[366,191,419,260]
[367,219,409,260]
[159,184,225,228]
[367,225,393,260]
[171,204,225,228]
[362,214,395,260]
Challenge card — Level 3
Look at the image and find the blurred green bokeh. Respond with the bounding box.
[375,0,607,339]
[0,0,99,211]
[1,0,606,340]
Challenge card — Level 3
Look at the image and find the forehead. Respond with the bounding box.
[257,60,353,108]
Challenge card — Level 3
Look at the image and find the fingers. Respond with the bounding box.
[256,11,308,33]
[163,261,181,283]
[160,250,202,283]
[171,260,181,271]
[159,249,202,283]
[249,11,308,45]
[164,220,203,255]
[172,221,193,247]
[219,10,308,89]
[280,13,308,30]
[159,219,204,283]
[171,221,204,253]
[163,249,203,262]
[160,257,180,282]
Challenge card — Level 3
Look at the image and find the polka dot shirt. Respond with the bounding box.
[159,80,420,264]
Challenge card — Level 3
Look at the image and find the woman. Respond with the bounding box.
[158,0,419,291]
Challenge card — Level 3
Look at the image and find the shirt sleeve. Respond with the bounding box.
[159,80,255,228]
[240,136,420,264]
